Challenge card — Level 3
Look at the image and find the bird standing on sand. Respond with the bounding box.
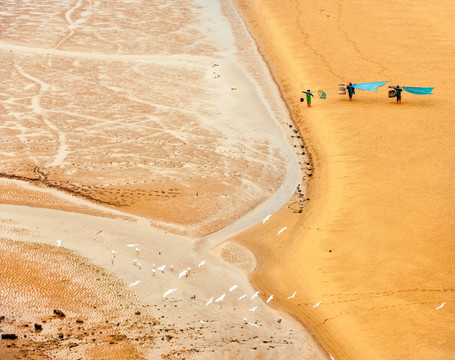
[287,291,297,299]
[179,268,191,278]
[56,240,62,247]
[157,265,166,272]
[135,247,140,256]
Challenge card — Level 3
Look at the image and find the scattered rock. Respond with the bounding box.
[75,319,84,324]
[135,311,141,315]
[2,334,17,340]
[53,310,65,318]
[34,324,43,330]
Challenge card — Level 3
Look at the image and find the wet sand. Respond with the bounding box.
[0,0,301,239]
[0,0,323,359]
[232,0,455,359]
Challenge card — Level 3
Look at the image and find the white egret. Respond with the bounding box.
[312,302,321,308]
[129,281,141,287]
[266,295,274,303]
[248,322,258,327]
[206,297,214,306]
[56,240,62,247]
[436,302,446,310]
[277,227,287,235]
[330,354,335,360]
[198,260,206,268]
[125,244,139,247]
[263,214,271,224]
[287,291,297,299]
[239,294,247,300]
[249,306,257,312]
[135,247,140,255]
[157,265,166,272]
[162,288,177,298]
[251,291,260,300]
[179,268,190,278]
[229,285,238,292]
[215,294,226,302]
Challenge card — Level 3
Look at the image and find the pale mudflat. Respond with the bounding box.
[0,0,301,238]
[0,0,324,359]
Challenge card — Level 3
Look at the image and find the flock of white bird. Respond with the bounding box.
[108,239,307,329]
[55,211,447,360]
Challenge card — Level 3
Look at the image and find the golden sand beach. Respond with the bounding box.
[0,0,322,359]
[232,0,455,359]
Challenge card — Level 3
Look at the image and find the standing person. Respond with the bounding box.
[346,82,355,101]
[392,85,403,104]
[302,89,314,107]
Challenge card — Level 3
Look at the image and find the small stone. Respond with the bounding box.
[53,310,65,318]
[1,334,17,340]
[75,319,84,324]
[135,311,141,315]
[34,324,43,331]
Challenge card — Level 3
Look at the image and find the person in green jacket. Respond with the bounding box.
[302,89,314,107]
